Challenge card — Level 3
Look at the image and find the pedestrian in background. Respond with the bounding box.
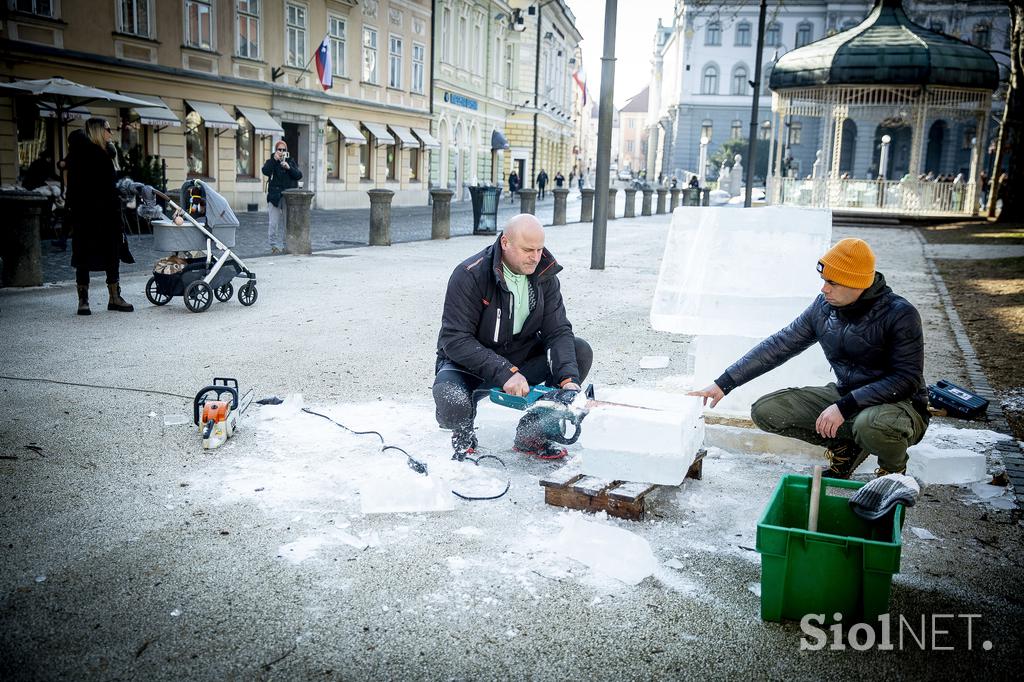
[262,140,302,255]
[65,117,133,315]
[508,170,520,203]
[536,168,549,200]
[554,171,565,188]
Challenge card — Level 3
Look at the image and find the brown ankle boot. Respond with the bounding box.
[77,284,91,316]
[107,283,134,312]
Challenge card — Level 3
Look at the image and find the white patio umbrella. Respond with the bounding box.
[0,77,154,186]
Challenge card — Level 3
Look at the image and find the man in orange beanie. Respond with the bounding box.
[689,238,929,478]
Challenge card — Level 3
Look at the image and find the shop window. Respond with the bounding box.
[185,110,209,177]
[386,144,397,180]
[408,147,419,182]
[359,125,372,179]
[326,123,341,179]
[235,114,255,177]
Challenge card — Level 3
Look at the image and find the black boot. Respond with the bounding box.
[76,284,91,316]
[451,428,478,462]
[107,283,134,312]
[823,441,868,479]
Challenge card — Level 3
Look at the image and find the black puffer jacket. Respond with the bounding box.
[716,273,929,418]
[436,234,580,387]
[262,156,302,207]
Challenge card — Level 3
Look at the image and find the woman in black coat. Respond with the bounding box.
[65,117,132,314]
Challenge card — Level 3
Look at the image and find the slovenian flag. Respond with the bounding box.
[572,68,586,106]
[315,37,332,90]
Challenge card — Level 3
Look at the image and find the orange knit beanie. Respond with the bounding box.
[817,238,875,289]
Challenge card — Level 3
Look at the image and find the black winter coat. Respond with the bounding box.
[717,273,929,419]
[66,130,121,272]
[436,235,580,387]
[262,156,302,207]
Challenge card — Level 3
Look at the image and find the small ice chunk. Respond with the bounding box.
[911,527,940,541]
[170,609,181,617]
[748,582,761,597]
[988,496,1018,511]
[148,411,157,418]
[906,444,987,485]
[455,526,484,537]
[664,558,684,570]
[555,515,656,585]
[360,473,454,514]
[163,414,189,426]
[35,575,46,583]
[639,356,670,370]
[969,482,1005,500]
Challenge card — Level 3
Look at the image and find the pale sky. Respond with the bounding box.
[564,0,675,109]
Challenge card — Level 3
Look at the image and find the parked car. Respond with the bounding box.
[617,169,633,181]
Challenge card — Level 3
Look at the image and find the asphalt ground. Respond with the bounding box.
[2,213,1021,680]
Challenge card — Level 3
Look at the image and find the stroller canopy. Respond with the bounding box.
[180,179,239,228]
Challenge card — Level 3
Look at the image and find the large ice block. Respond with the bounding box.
[578,395,704,485]
[554,515,657,585]
[691,334,834,418]
[905,443,987,485]
[651,206,832,338]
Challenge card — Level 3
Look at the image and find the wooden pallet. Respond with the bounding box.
[539,448,706,521]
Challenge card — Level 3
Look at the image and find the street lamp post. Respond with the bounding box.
[743,0,768,208]
[879,134,892,180]
[698,136,709,186]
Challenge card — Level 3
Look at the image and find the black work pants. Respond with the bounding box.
[432,337,593,434]
[76,266,119,286]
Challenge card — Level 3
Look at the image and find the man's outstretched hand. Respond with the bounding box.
[503,372,530,397]
[688,383,724,408]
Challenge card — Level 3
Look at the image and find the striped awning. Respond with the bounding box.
[328,117,367,145]
[185,100,238,130]
[361,120,394,146]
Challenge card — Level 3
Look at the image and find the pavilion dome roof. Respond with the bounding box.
[769,0,999,92]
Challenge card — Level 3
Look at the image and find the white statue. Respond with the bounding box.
[812,150,823,180]
[730,154,744,197]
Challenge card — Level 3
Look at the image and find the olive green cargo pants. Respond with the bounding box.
[750,383,928,473]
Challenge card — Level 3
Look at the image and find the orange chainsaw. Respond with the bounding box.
[193,378,248,449]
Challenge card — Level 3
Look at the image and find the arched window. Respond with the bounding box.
[731,64,749,96]
[701,64,719,94]
[706,21,721,46]
[795,21,813,47]
[765,22,781,47]
[972,23,991,49]
[735,22,751,46]
[731,120,742,139]
[701,119,713,141]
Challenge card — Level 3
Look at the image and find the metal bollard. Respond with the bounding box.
[607,187,618,220]
[580,187,595,222]
[0,192,47,286]
[430,188,454,239]
[656,188,668,215]
[518,187,537,216]
[624,188,637,218]
[367,189,394,246]
[282,189,314,255]
[552,187,569,225]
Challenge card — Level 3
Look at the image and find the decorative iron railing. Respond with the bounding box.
[772,177,976,216]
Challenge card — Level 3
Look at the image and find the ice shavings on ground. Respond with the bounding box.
[553,514,657,585]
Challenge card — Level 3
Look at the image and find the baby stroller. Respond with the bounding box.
[135,180,258,313]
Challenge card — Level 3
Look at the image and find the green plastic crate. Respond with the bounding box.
[756,474,904,624]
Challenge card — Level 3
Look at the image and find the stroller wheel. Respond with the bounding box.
[184,280,213,313]
[145,276,171,306]
[214,282,234,302]
[238,282,258,307]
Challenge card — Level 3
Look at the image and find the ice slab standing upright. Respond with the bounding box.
[650,206,832,338]
[578,392,704,485]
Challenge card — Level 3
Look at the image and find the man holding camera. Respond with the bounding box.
[262,140,302,255]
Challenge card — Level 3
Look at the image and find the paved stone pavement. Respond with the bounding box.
[39,190,594,284]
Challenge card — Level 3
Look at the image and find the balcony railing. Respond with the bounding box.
[772,177,977,216]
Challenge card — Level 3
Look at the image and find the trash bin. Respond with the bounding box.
[469,185,502,235]
[0,190,49,287]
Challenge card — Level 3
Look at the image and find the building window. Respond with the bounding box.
[504,43,514,89]
[765,22,781,47]
[441,7,451,64]
[235,114,254,177]
[705,21,721,46]
[731,120,742,140]
[236,0,259,59]
[473,12,484,74]
[359,125,372,178]
[458,14,469,67]
[362,27,378,83]
[185,0,214,50]
[119,0,151,38]
[408,147,419,182]
[626,140,634,152]
[789,121,803,145]
[326,123,341,179]
[700,119,713,141]
[628,119,635,129]
[285,3,306,67]
[185,110,208,177]
[795,22,813,48]
[731,65,749,95]
[386,144,397,180]
[735,22,751,47]
[972,23,991,49]
[329,16,346,76]
[412,43,425,94]
[759,120,771,141]
[701,64,719,95]
[388,34,403,88]
[15,0,53,17]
